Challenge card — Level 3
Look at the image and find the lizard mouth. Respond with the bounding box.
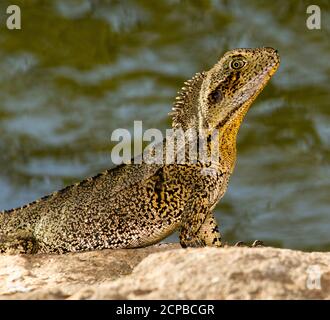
[243,57,280,104]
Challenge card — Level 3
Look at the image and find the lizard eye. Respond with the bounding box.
[209,89,222,104]
[230,58,246,70]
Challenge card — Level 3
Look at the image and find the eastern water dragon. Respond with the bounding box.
[0,47,280,254]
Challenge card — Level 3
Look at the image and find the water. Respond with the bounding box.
[0,0,329,251]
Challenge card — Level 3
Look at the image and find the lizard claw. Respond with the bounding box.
[233,240,264,247]
[251,240,264,247]
[234,241,248,247]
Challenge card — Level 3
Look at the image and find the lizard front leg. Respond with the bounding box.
[179,194,221,248]
[197,212,222,247]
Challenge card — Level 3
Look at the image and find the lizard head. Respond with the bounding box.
[171,47,280,132]
[199,47,280,131]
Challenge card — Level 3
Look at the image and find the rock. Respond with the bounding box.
[0,243,179,299]
[0,244,329,299]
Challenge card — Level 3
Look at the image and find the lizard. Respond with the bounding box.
[0,47,280,254]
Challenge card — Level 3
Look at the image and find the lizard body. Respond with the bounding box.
[0,47,279,254]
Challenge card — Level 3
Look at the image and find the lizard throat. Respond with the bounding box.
[215,66,276,131]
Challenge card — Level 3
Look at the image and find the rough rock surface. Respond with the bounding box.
[0,243,179,299]
[0,244,329,299]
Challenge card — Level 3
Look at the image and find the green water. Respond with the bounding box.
[0,0,329,251]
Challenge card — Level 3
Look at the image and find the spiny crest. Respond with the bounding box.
[0,170,111,215]
[169,72,206,129]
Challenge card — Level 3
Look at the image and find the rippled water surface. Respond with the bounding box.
[0,0,329,251]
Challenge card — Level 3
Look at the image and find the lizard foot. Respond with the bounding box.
[180,237,206,248]
[218,240,265,248]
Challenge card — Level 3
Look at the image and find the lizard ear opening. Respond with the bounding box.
[208,89,223,104]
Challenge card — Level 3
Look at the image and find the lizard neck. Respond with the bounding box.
[171,72,206,131]
[217,103,249,173]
